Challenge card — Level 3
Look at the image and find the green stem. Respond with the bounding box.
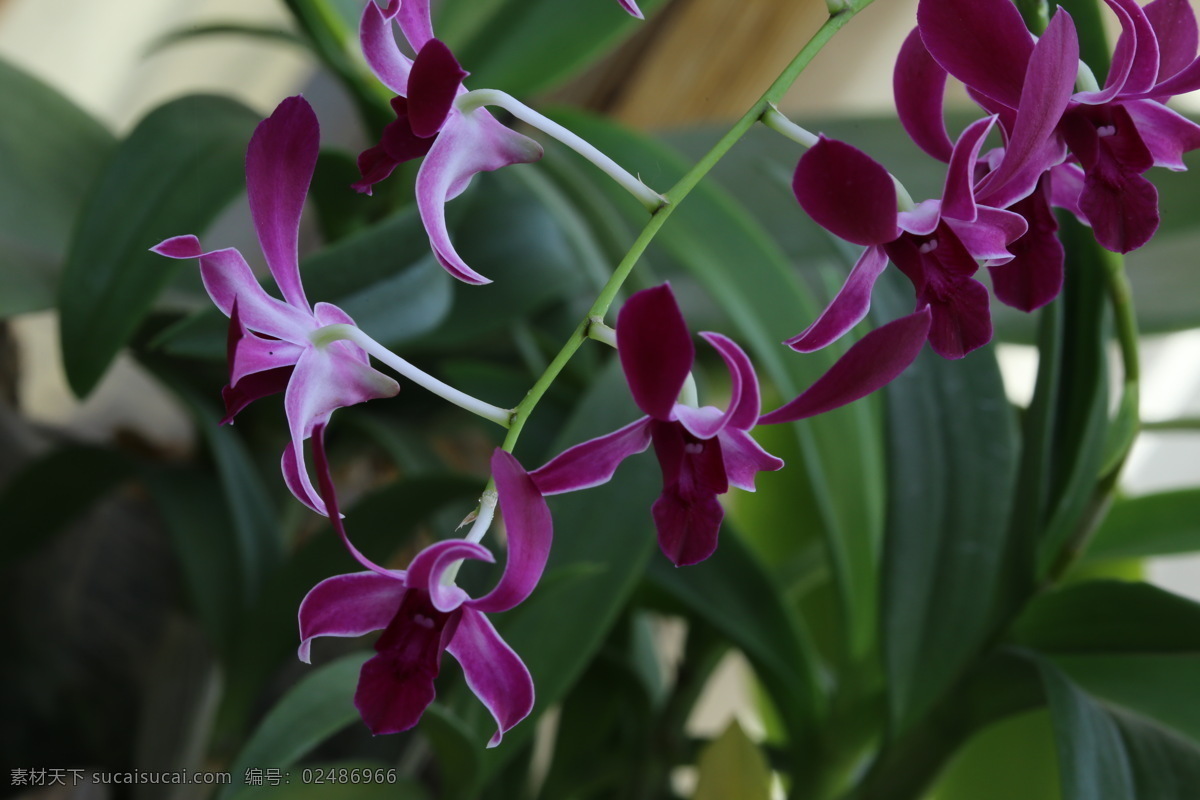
[500,2,873,456]
[1143,418,1200,431]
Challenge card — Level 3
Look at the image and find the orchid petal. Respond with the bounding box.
[650,418,727,566]
[895,26,954,162]
[699,332,760,430]
[226,323,303,387]
[917,0,1034,109]
[717,428,785,491]
[394,0,435,53]
[360,0,411,94]
[405,539,490,612]
[793,137,899,246]
[282,439,326,516]
[246,96,318,310]
[530,417,653,495]
[415,111,543,284]
[617,0,644,18]
[897,198,944,236]
[408,40,468,138]
[760,309,932,424]
[1081,167,1160,252]
[151,237,312,341]
[355,590,458,735]
[672,405,727,440]
[447,607,534,748]
[652,489,724,567]
[1124,99,1200,169]
[1101,0,1160,97]
[617,284,695,420]
[989,179,1064,312]
[1139,51,1200,97]
[925,278,994,359]
[977,10,1079,205]
[1049,163,1087,218]
[944,206,1028,266]
[297,571,407,662]
[942,116,997,221]
[785,246,889,353]
[222,366,293,423]
[469,449,553,614]
[651,419,728,497]
[1147,0,1199,81]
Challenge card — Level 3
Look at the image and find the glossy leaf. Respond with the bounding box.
[1083,488,1200,563]
[419,705,484,800]
[929,710,1061,800]
[880,291,1019,731]
[0,57,114,317]
[219,653,369,800]
[59,94,259,396]
[439,0,668,96]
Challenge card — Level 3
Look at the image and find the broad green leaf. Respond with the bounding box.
[880,298,1019,731]
[438,0,669,96]
[0,444,133,561]
[419,705,484,800]
[930,710,1061,800]
[692,720,773,800]
[0,57,115,317]
[1035,219,1112,580]
[540,109,886,672]
[59,94,259,397]
[1082,489,1200,563]
[1037,655,1200,800]
[1015,580,1200,745]
[648,524,825,750]
[220,653,369,800]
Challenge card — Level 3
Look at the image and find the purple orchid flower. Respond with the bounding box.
[790,122,1028,360]
[531,284,782,567]
[299,448,552,745]
[153,96,399,517]
[353,0,543,284]
[916,0,1200,253]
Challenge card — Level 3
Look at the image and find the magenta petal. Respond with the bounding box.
[246,96,319,310]
[700,332,760,431]
[297,571,407,662]
[717,428,784,491]
[222,366,293,423]
[360,0,412,94]
[941,116,996,221]
[530,417,653,495]
[760,309,932,424]
[395,0,435,53]
[617,0,644,18]
[470,450,553,614]
[617,284,695,420]
[446,607,534,748]
[355,590,458,735]
[1102,0,1160,97]
[405,539,488,612]
[786,246,889,353]
[415,112,542,284]
[926,279,994,359]
[652,489,724,567]
[310,425,396,576]
[895,27,954,162]
[672,405,727,440]
[1146,0,1199,81]
[977,11,1079,204]
[282,439,325,516]
[989,180,1064,312]
[408,40,468,138]
[1125,99,1200,169]
[793,137,899,246]
[944,207,1028,266]
[1081,167,1160,253]
[917,0,1034,109]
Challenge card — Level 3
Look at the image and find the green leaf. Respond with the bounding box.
[1037,654,1200,800]
[220,653,369,800]
[879,317,1019,732]
[0,444,134,562]
[692,720,773,800]
[929,710,1061,800]
[0,57,114,317]
[1015,580,1200,746]
[648,525,824,749]
[1082,489,1200,563]
[438,0,668,96]
[59,94,259,396]
[419,705,484,800]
